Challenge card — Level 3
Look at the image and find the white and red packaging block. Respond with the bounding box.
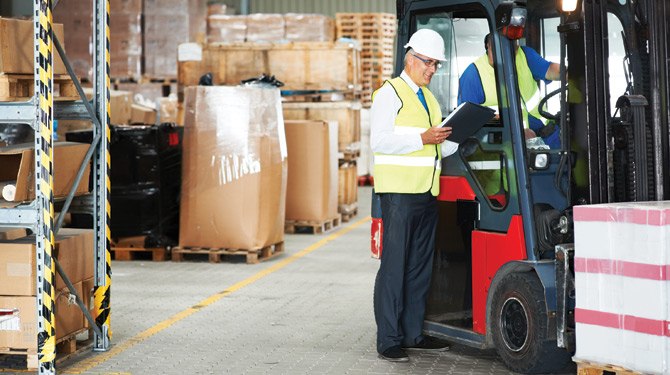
[574,201,670,374]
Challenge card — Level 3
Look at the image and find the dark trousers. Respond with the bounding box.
[374,192,438,353]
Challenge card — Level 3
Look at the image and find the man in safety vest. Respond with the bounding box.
[459,33,561,148]
[370,28,457,363]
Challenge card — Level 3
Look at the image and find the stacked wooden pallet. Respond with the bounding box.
[336,13,396,108]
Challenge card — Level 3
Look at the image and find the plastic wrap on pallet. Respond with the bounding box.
[284,14,335,42]
[66,123,183,248]
[207,15,247,43]
[110,12,142,80]
[246,13,285,42]
[573,202,670,374]
[180,85,287,249]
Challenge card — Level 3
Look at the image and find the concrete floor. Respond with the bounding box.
[1,186,577,375]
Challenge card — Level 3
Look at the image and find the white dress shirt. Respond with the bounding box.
[370,70,458,157]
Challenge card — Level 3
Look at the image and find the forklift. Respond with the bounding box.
[372,0,670,372]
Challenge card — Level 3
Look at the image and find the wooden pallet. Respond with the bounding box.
[338,148,361,161]
[575,360,644,375]
[285,215,341,234]
[336,13,396,41]
[0,328,92,371]
[339,202,359,222]
[111,236,168,261]
[171,242,284,264]
[0,74,78,101]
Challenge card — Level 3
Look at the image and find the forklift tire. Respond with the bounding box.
[490,272,570,374]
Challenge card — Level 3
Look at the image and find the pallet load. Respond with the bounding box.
[573,202,670,374]
[143,0,206,79]
[336,13,396,108]
[65,123,183,260]
[284,120,340,234]
[0,229,94,370]
[176,85,286,264]
[206,13,334,44]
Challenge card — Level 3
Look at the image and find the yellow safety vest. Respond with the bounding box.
[473,47,544,128]
[372,77,443,196]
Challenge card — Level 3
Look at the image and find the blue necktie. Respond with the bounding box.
[417,88,429,113]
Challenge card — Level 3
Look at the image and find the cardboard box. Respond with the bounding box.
[573,202,670,374]
[0,282,86,350]
[246,13,285,42]
[158,96,178,123]
[0,227,27,240]
[110,0,142,13]
[0,142,91,203]
[285,120,338,222]
[282,101,362,153]
[79,88,132,125]
[0,228,94,295]
[0,17,67,75]
[131,103,157,124]
[180,86,287,249]
[207,15,247,43]
[178,41,361,97]
[338,161,358,208]
[284,14,335,42]
[82,277,95,329]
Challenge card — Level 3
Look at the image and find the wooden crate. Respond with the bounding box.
[282,101,361,153]
[338,161,359,222]
[178,41,362,100]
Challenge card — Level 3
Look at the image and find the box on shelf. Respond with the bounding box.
[0,228,94,295]
[285,120,338,222]
[0,142,91,204]
[207,15,247,43]
[177,41,361,99]
[284,14,335,42]
[0,17,67,75]
[180,85,287,250]
[573,202,670,374]
[0,227,26,240]
[0,280,88,350]
[246,13,285,42]
[282,101,361,154]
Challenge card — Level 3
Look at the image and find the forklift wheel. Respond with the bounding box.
[490,272,570,374]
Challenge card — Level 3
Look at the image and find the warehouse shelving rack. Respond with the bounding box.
[0,0,111,374]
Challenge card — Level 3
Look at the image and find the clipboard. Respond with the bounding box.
[439,102,496,144]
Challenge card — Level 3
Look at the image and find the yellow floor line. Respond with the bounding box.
[59,216,372,374]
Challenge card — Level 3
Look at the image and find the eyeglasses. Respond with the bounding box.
[412,54,442,69]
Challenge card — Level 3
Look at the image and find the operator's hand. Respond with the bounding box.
[524,128,536,139]
[422,126,452,145]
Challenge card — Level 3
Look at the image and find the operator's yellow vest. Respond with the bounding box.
[372,77,442,196]
[473,47,543,128]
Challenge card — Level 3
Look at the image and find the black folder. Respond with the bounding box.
[439,102,496,144]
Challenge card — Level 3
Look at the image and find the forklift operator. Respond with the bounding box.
[459,33,561,148]
[370,28,456,363]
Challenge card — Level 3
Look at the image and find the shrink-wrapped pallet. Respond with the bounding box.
[207,15,247,43]
[284,14,335,42]
[574,202,670,374]
[110,12,142,80]
[246,13,285,42]
[180,86,287,249]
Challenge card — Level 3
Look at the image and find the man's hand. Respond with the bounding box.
[421,126,452,145]
[524,128,537,139]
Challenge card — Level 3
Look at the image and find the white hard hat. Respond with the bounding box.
[403,29,446,61]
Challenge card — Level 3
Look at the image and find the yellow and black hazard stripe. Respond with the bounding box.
[35,0,56,369]
[94,0,112,341]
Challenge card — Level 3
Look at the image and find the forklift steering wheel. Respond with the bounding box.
[538,86,566,121]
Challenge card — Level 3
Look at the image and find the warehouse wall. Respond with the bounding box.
[212,0,395,16]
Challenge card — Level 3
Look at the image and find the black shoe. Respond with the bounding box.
[402,337,450,352]
[378,346,410,362]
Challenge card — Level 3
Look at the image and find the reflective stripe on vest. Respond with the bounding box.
[372,77,443,196]
[473,47,543,129]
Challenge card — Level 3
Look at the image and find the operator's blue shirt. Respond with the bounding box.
[458,46,560,149]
